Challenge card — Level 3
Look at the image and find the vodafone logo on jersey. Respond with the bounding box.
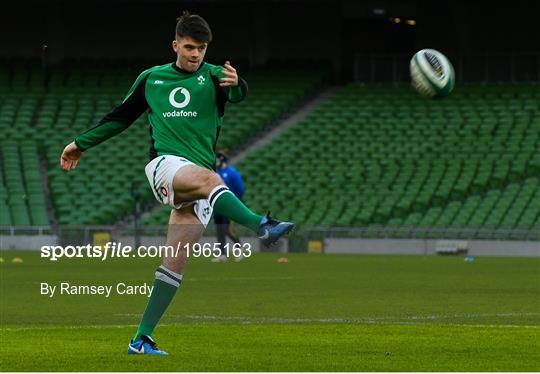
[168,87,190,108]
[163,87,197,118]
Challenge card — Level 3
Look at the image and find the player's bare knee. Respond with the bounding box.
[201,171,223,196]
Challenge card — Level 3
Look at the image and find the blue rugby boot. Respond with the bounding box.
[128,335,168,355]
[257,212,294,247]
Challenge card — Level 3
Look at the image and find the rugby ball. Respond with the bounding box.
[410,49,455,98]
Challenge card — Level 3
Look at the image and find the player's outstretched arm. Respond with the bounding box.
[60,141,82,171]
[63,70,151,167]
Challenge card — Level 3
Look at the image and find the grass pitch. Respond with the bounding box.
[1,250,539,371]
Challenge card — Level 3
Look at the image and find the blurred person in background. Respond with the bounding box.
[212,150,245,262]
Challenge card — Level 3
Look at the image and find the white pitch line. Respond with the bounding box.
[116,312,540,322]
[0,324,139,332]
[186,276,296,282]
[2,312,540,331]
[176,312,540,325]
[2,322,538,332]
[2,321,539,332]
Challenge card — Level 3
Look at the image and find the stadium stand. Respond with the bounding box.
[0,60,324,225]
[139,82,539,240]
[1,59,538,240]
[232,83,539,239]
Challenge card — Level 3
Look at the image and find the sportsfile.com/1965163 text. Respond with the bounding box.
[40,242,252,261]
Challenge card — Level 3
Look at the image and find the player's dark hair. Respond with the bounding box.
[176,11,213,43]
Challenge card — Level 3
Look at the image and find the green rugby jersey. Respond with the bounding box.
[74,62,248,170]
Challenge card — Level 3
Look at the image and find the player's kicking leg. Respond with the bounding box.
[128,206,204,355]
[130,155,293,355]
[172,164,294,247]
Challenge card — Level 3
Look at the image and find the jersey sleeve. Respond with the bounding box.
[228,77,248,103]
[74,70,151,151]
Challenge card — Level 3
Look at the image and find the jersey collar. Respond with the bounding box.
[171,61,205,74]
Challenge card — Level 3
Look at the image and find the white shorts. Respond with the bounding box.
[144,155,212,227]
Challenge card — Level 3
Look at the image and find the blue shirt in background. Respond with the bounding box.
[217,165,245,199]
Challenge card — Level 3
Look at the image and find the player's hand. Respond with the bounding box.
[60,141,82,171]
[220,61,238,87]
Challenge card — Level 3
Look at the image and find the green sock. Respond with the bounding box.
[210,186,264,230]
[133,265,182,342]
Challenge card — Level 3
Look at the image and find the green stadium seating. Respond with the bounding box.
[1,60,538,240]
[0,60,324,225]
[228,83,538,238]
